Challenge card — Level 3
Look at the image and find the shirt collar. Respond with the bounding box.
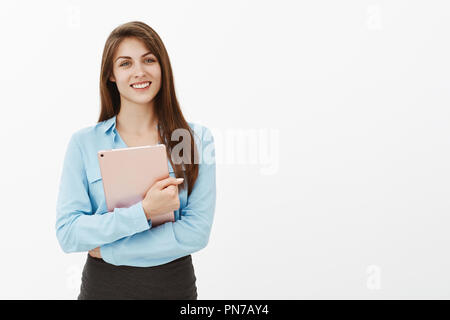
[102,115,117,134]
[100,114,163,145]
[101,115,160,134]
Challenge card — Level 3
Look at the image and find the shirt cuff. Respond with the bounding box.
[100,244,115,265]
[129,200,152,232]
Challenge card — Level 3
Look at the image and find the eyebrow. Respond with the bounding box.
[115,51,153,62]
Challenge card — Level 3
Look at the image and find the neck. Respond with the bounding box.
[116,98,158,136]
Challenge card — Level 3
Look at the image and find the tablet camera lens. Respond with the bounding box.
[100,154,104,157]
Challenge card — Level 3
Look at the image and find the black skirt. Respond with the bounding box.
[78,254,197,300]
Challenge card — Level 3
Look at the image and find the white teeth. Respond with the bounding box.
[131,82,150,89]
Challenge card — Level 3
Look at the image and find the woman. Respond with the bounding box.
[55,21,216,300]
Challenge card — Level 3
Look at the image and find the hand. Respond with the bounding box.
[89,247,102,259]
[142,177,184,220]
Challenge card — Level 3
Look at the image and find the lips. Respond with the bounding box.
[130,81,152,90]
[130,80,151,86]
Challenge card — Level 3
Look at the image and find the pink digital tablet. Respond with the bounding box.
[97,144,175,227]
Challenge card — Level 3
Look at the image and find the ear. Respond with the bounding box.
[109,74,116,82]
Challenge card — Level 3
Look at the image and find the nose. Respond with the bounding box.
[132,61,146,77]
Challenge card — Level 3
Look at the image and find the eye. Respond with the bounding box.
[119,61,130,67]
[145,58,155,63]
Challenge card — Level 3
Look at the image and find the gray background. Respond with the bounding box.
[0,0,448,299]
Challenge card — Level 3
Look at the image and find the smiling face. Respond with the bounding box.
[109,37,162,107]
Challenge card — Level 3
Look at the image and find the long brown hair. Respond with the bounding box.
[98,21,199,195]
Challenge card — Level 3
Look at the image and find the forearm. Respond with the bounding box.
[56,201,151,253]
[100,207,214,266]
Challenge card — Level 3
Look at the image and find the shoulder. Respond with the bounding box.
[187,122,215,166]
[69,120,109,145]
[187,121,214,142]
[66,120,111,162]
[65,120,112,178]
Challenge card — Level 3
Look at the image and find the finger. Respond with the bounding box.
[163,185,178,196]
[157,177,184,190]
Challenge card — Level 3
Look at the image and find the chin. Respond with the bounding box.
[133,97,155,105]
[124,91,150,100]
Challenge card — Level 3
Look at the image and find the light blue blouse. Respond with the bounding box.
[55,115,216,267]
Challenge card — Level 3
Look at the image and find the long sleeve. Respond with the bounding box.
[100,127,216,267]
[55,132,151,253]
